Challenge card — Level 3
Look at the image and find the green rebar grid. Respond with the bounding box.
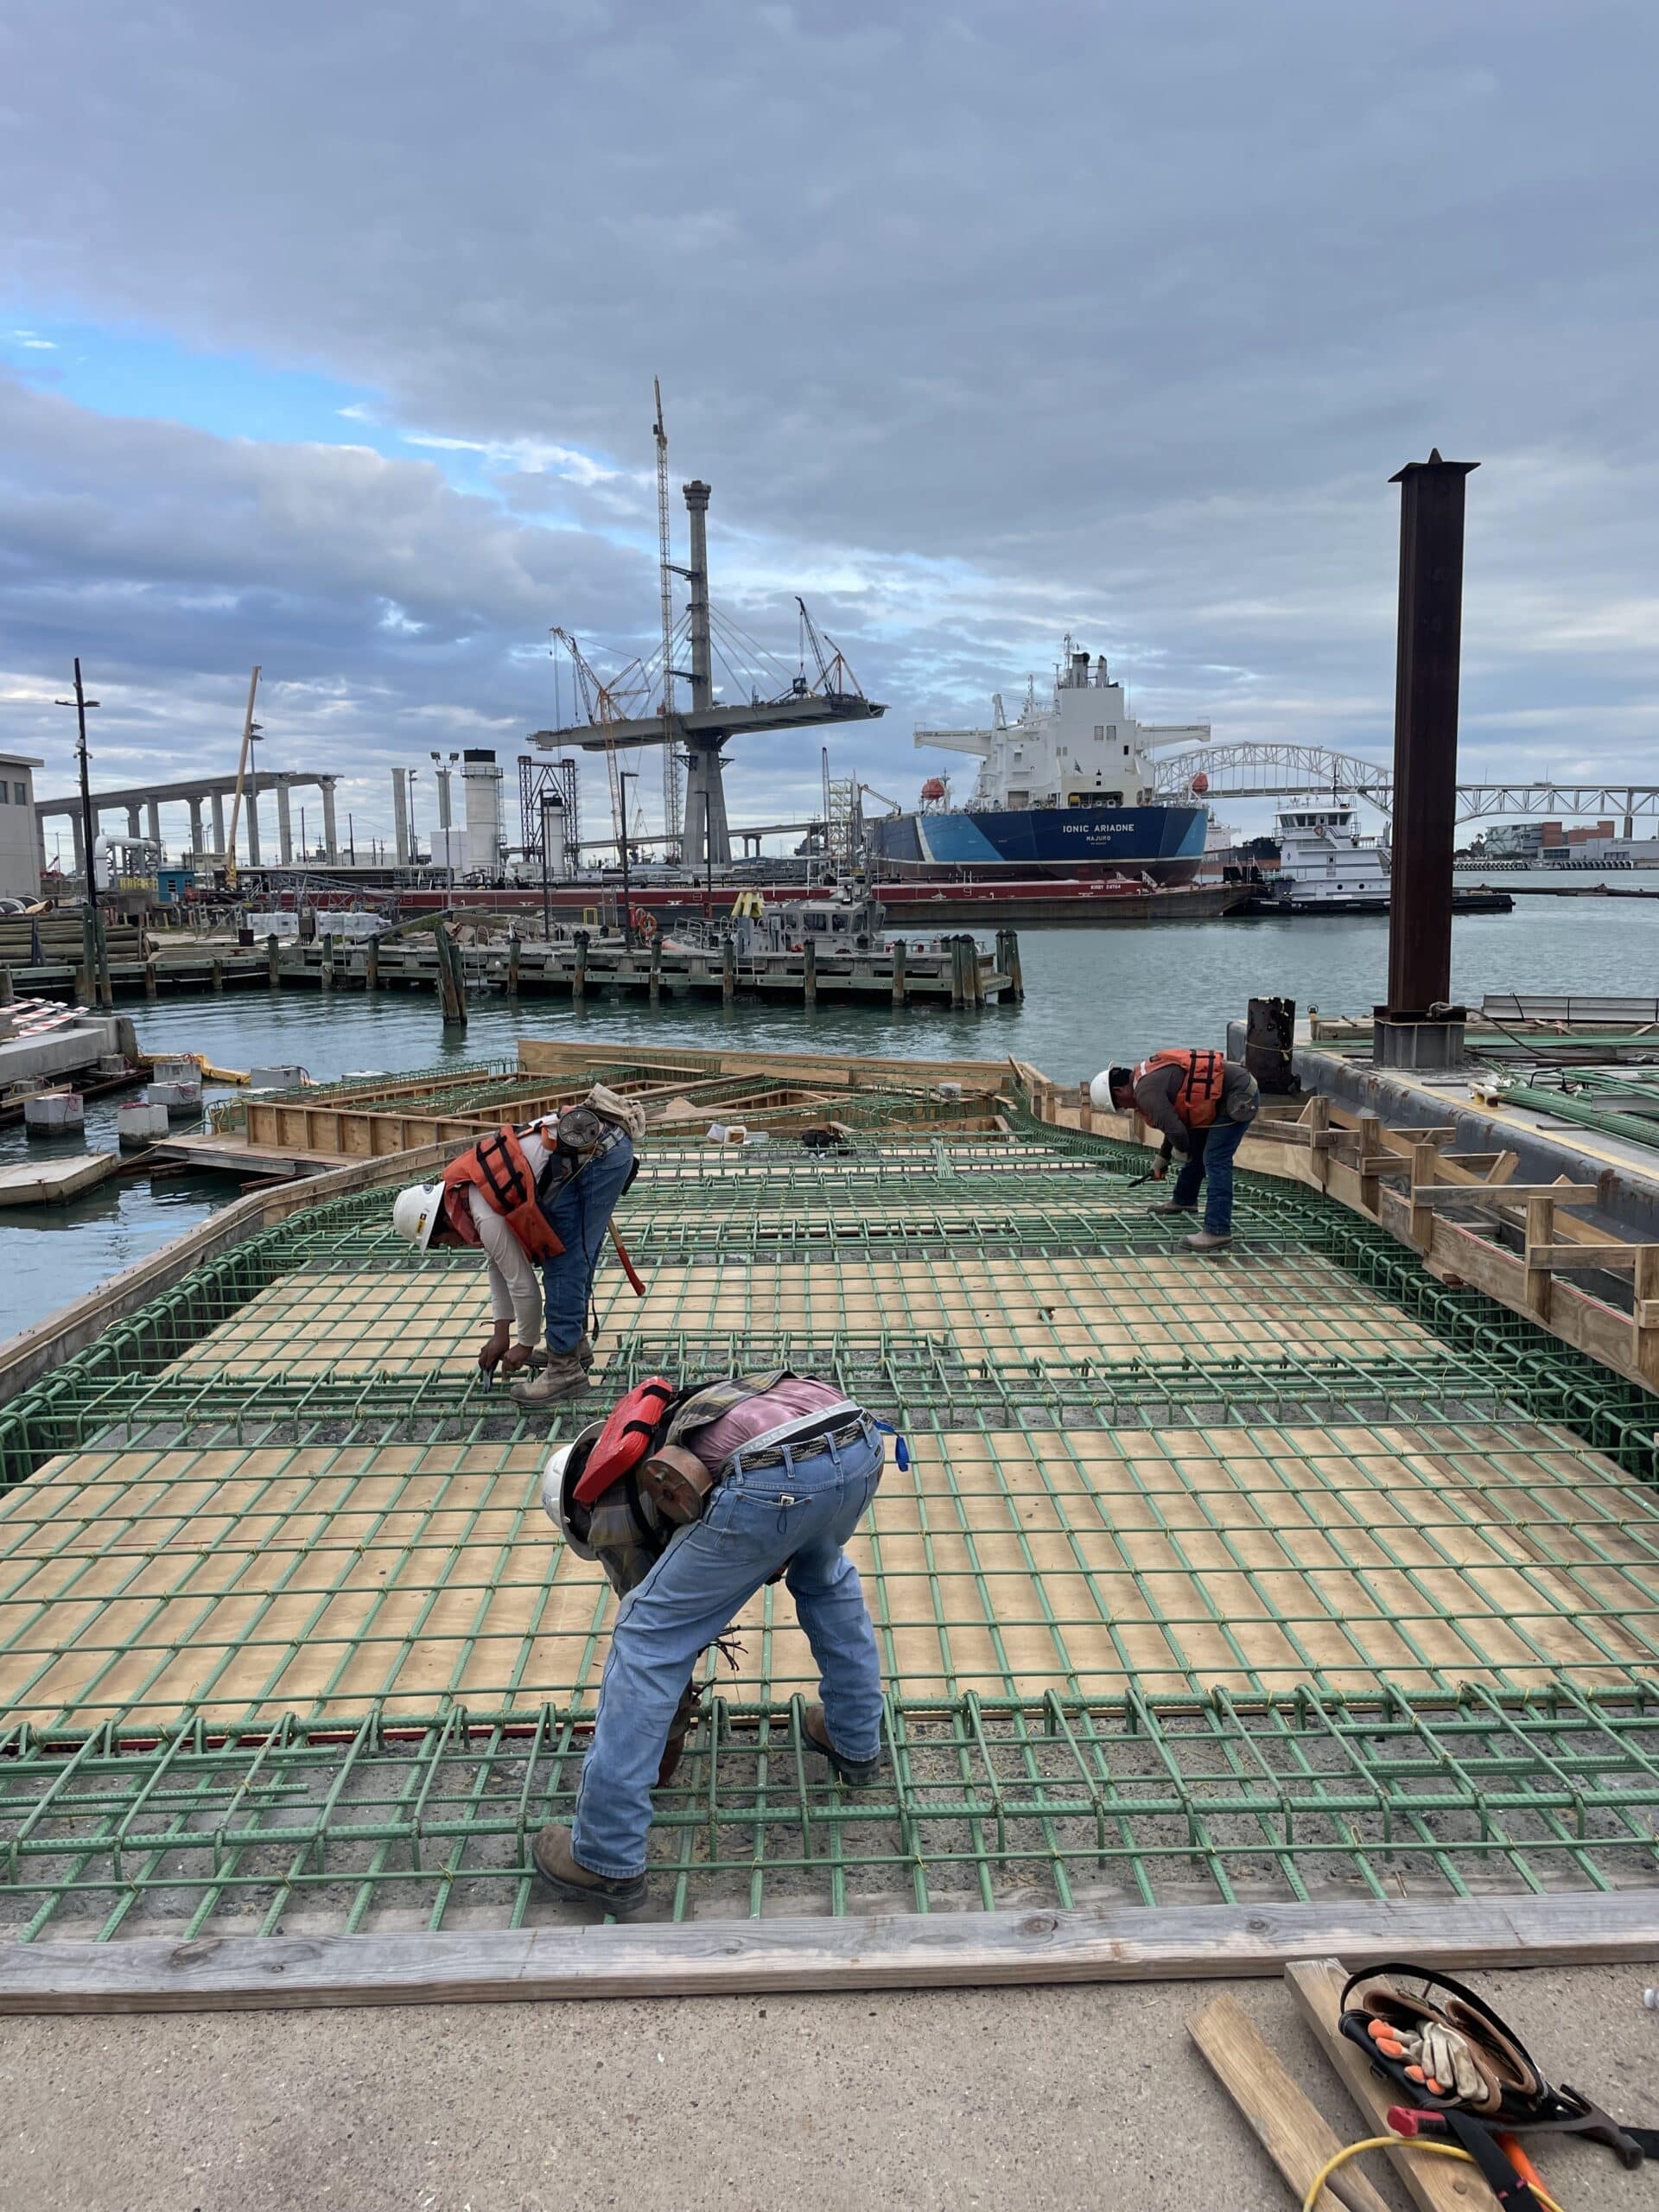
[4,1079,1659,1936]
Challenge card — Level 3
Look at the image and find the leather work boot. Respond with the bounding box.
[510,1351,589,1407]
[1147,1201,1196,1215]
[804,1702,884,1789]
[531,1824,647,1915]
[528,1335,594,1372]
[1183,1229,1232,1254]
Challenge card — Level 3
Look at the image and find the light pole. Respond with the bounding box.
[54,658,100,906]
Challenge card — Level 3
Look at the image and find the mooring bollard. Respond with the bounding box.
[890,936,906,1007]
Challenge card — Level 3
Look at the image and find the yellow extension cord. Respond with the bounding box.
[1300,2133,1567,2212]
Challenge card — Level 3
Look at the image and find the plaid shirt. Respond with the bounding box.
[569,1369,802,1596]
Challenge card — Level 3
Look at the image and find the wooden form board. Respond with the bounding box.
[5,1421,1657,1732]
[164,1250,1440,1381]
[3,1891,1657,2017]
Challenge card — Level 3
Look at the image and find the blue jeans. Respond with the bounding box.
[539,1132,635,1353]
[571,1423,886,1878]
[1172,1114,1252,1236]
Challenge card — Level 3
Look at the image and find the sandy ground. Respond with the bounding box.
[3,1966,1656,2211]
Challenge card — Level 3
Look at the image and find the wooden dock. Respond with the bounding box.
[3,927,1018,1010]
[0,1151,118,1207]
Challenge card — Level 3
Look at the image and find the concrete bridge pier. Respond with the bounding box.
[188,798,204,861]
[245,791,262,866]
[276,784,294,865]
[146,801,160,846]
[211,794,226,856]
[321,780,339,860]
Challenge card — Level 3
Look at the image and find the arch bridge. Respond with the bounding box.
[1147,743,1659,830]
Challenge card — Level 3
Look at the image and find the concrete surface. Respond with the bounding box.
[3,1966,1655,2211]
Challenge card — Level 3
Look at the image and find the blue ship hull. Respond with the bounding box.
[871,803,1208,883]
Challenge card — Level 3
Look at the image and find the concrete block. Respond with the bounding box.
[23,1090,85,1134]
[248,1064,308,1091]
[117,1101,171,1147]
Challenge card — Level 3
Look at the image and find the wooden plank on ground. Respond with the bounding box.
[2,1892,1656,2017]
[1286,1957,1478,2212]
[0,1152,118,1207]
[1188,1993,1392,2212]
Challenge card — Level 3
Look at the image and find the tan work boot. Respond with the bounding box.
[510,1350,589,1406]
[531,1824,647,1914]
[804,1702,884,1789]
[1147,1201,1196,1215]
[1183,1229,1232,1253]
[656,1682,702,1787]
[528,1335,594,1372]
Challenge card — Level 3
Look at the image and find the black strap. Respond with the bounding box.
[1442,2112,1544,2212]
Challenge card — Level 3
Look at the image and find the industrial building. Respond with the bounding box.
[0,753,42,901]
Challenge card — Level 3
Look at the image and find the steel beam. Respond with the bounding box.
[1385,450,1478,1018]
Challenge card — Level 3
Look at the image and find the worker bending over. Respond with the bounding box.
[391,1084,643,1402]
[1095,1047,1259,1251]
[533,1367,889,1912]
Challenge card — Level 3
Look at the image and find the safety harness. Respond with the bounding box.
[1134,1046,1226,1131]
[1340,1961,1659,2208]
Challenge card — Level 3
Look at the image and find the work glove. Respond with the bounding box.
[1368,2018,1483,2101]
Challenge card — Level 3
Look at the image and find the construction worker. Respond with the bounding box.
[391,1084,644,1402]
[531,1367,890,1913]
[1095,1047,1259,1251]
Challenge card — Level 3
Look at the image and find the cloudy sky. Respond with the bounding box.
[3,1,1656,857]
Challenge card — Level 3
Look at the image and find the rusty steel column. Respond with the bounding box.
[1378,448,1478,1063]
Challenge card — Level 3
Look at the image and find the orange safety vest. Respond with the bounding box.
[442,1127,565,1261]
[1134,1048,1226,1132]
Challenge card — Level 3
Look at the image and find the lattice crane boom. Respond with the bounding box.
[551,626,626,850]
[653,380,682,851]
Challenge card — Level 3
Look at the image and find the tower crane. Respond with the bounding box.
[653,379,683,853]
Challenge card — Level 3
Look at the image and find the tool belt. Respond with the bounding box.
[1340,1961,1659,2200]
[727,1413,874,1472]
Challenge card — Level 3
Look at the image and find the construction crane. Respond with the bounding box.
[795,597,863,701]
[652,379,683,853]
[550,626,627,863]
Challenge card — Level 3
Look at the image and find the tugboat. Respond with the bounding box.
[1234,803,1513,916]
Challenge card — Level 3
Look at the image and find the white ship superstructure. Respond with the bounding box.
[1270,803,1390,904]
[917,644,1210,812]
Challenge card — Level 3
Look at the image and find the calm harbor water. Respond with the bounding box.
[3,889,1654,1335]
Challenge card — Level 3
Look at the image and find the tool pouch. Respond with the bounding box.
[637,1446,716,1526]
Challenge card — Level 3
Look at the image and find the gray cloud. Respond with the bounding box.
[2,1,1657,842]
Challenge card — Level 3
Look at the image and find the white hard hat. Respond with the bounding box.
[391,1181,445,1252]
[1089,1071,1118,1111]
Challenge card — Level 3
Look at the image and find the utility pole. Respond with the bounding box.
[54,658,100,909]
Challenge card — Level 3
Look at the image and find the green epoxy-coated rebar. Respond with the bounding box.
[3,1069,1659,1936]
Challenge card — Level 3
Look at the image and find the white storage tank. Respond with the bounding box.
[461,749,504,877]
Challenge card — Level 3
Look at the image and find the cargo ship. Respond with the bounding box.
[868,642,1211,885]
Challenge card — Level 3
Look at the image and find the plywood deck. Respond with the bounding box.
[4,1420,1656,1732]
[165,1251,1439,1381]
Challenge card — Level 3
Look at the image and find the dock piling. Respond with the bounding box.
[802,937,816,1009]
[890,937,907,1007]
[573,934,588,1013]
[320,934,334,993]
[721,937,736,1006]
[1002,927,1025,1002]
[365,936,378,991]
[649,932,663,1006]
[266,934,280,989]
